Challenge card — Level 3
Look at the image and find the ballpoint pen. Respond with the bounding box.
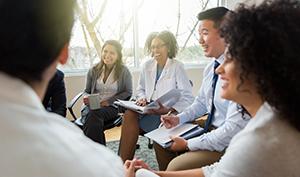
[166,110,173,116]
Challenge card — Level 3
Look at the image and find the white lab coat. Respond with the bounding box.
[136,58,194,113]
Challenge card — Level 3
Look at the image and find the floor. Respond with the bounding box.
[105,126,122,142]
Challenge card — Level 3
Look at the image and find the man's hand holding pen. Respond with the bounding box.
[161,110,180,129]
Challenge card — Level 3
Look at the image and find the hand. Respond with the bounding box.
[169,136,188,152]
[161,114,179,129]
[83,95,89,105]
[124,159,151,177]
[124,159,136,177]
[100,100,109,107]
[147,102,169,115]
[136,98,147,106]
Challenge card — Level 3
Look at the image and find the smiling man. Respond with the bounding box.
[154,7,249,171]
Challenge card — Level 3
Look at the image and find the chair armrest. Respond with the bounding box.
[67,92,84,120]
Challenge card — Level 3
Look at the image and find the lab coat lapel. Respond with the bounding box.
[157,58,171,83]
[146,59,157,99]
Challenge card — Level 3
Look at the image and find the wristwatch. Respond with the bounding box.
[185,143,190,151]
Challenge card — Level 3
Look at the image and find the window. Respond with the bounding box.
[62,0,222,74]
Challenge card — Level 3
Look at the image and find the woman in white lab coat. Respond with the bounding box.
[119,31,194,162]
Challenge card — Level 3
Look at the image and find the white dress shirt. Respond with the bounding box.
[203,103,300,177]
[0,72,124,177]
[178,55,249,151]
[136,58,194,113]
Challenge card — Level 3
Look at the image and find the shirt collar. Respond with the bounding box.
[215,54,225,65]
[0,72,45,111]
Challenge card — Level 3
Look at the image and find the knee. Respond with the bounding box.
[85,111,104,126]
[122,110,138,123]
[166,158,182,171]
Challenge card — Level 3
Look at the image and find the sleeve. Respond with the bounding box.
[177,83,209,124]
[84,68,93,94]
[202,162,220,177]
[107,66,133,104]
[171,62,195,113]
[187,102,249,151]
[202,130,269,177]
[49,71,67,117]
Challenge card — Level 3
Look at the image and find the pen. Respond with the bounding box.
[167,110,172,116]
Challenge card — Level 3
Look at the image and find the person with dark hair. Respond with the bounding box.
[82,40,133,145]
[0,0,124,176]
[153,7,249,171]
[119,30,194,162]
[144,32,159,56]
[124,0,300,176]
[43,69,67,117]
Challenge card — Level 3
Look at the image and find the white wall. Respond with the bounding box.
[64,67,204,120]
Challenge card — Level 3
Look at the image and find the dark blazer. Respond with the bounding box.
[43,69,67,117]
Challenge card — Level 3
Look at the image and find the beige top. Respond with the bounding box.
[203,103,300,177]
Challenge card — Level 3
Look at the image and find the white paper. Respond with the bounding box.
[144,123,198,146]
[114,89,182,114]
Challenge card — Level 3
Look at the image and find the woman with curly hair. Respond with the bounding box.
[124,0,300,176]
[119,31,194,162]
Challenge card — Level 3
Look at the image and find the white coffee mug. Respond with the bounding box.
[88,93,101,110]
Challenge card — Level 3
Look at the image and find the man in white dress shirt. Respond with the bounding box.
[154,7,249,171]
[0,0,124,177]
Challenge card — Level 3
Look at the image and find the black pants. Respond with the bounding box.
[83,106,118,145]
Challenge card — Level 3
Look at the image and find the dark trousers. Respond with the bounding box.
[83,106,118,145]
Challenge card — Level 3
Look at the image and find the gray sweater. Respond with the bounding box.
[84,65,133,105]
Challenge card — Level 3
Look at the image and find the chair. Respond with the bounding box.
[67,92,123,131]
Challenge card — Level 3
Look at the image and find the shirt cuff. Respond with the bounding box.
[187,136,203,151]
[178,112,190,124]
[202,162,219,177]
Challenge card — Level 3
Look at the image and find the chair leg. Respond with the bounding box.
[147,137,153,149]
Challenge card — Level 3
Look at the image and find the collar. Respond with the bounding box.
[0,72,44,111]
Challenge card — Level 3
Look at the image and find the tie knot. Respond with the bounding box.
[214,61,220,70]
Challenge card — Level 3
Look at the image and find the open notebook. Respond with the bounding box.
[144,123,204,148]
[114,89,181,114]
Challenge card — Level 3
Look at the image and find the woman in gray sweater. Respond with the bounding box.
[82,40,132,145]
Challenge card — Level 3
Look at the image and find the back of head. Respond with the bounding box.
[197,6,229,29]
[0,0,74,84]
[220,0,300,130]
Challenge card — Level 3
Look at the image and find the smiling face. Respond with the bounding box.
[216,52,256,105]
[101,44,119,68]
[151,37,168,63]
[198,20,225,59]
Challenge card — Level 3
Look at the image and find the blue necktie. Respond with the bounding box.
[204,60,220,131]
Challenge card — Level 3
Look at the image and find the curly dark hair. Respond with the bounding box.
[220,0,300,130]
[145,30,178,59]
[144,32,159,56]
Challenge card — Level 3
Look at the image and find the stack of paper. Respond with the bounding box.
[145,123,204,148]
[114,89,182,114]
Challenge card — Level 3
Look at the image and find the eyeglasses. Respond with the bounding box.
[150,43,166,50]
